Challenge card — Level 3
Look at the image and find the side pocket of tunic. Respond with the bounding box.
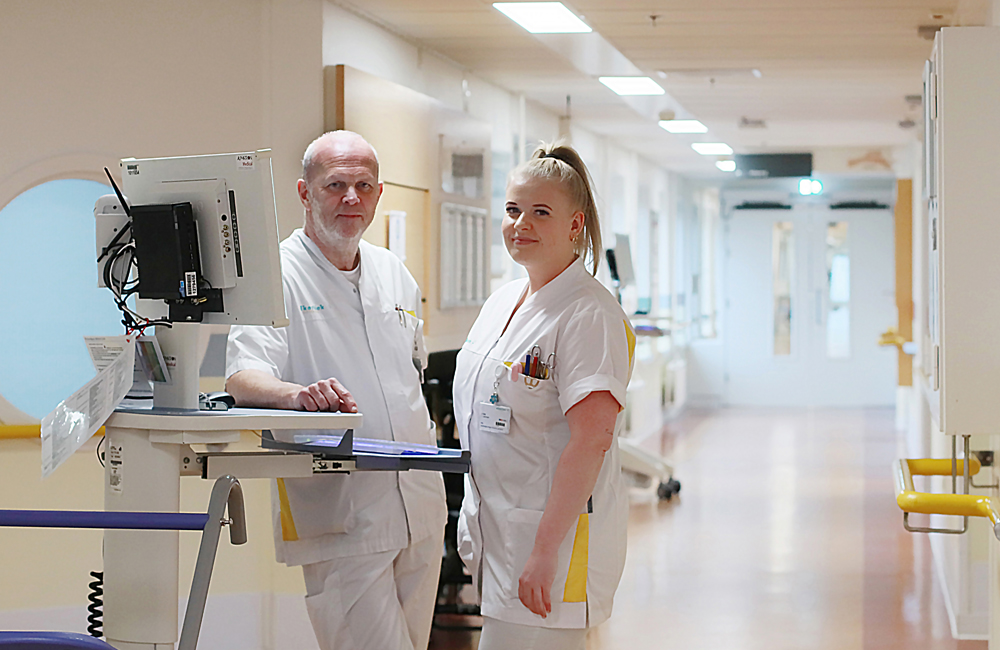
[504,507,580,603]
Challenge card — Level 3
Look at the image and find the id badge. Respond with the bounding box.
[478,401,511,435]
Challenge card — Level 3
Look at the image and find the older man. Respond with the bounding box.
[226,131,447,650]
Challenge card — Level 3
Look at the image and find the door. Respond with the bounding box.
[723,205,896,407]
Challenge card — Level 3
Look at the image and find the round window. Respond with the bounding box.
[0,179,125,420]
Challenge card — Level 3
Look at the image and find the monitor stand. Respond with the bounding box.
[153,322,201,410]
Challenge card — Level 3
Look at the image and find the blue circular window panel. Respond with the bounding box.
[0,179,125,420]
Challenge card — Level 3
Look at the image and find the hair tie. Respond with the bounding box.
[539,152,559,161]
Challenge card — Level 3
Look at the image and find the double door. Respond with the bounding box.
[722,206,895,407]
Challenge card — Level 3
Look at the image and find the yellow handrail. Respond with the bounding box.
[879,326,910,350]
[0,425,41,440]
[906,458,981,476]
[0,425,105,440]
[894,457,1000,539]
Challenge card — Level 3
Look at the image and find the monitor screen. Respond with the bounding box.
[611,234,636,287]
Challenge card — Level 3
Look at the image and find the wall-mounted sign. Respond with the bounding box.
[734,153,812,178]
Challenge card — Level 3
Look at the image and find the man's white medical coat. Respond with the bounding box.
[227,229,446,566]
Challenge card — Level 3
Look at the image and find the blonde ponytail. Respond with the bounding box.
[511,141,603,275]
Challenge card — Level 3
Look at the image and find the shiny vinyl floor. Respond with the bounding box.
[430,408,986,650]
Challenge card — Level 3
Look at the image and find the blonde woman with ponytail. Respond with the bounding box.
[453,142,634,649]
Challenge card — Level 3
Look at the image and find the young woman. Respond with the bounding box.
[454,142,634,649]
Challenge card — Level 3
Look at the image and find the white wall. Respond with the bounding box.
[0,0,325,641]
[0,0,323,238]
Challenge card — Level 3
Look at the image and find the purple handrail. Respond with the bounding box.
[0,510,209,531]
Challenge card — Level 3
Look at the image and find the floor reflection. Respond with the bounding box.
[429,408,986,650]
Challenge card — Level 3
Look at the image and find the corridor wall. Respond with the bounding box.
[0,2,326,647]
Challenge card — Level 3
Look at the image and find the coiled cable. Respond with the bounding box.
[87,571,103,637]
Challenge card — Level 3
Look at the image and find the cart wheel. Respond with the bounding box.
[657,478,681,501]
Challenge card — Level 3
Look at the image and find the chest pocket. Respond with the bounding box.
[497,370,559,435]
[376,304,422,380]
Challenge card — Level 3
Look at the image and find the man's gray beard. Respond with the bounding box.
[308,207,364,266]
[310,215,343,249]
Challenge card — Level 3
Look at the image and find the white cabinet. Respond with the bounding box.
[924,27,1000,436]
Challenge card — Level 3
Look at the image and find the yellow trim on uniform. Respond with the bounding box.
[563,513,589,602]
[276,478,300,542]
[623,320,636,372]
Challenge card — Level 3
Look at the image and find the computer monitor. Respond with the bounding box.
[607,234,635,287]
[113,150,287,327]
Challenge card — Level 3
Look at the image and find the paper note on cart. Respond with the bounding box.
[41,335,135,478]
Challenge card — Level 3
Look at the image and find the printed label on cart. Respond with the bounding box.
[184,271,198,297]
[108,443,123,495]
[236,154,254,169]
[478,402,511,435]
[41,334,135,479]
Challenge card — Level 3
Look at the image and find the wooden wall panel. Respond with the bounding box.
[895,178,913,387]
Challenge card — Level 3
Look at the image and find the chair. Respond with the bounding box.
[0,475,246,650]
[422,350,481,628]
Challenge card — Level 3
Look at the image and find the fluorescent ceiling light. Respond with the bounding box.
[599,77,665,96]
[493,2,592,33]
[692,142,733,156]
[716,160,736,172]
[659,119,708,134]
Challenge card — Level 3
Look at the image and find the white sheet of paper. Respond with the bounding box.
[388,210,406,261]
[85,335,129,372]
[42,335,135,478]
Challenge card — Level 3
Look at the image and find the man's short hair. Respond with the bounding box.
[301,130,380,183]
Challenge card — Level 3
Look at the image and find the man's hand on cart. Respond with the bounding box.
[287,378,358,413]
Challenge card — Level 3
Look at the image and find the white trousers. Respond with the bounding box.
[301,532,444,650]
[477,616,587,650]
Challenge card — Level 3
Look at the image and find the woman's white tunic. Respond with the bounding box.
[455,258,634,628]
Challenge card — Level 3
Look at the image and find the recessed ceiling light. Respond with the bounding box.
[493,3,592,33]
[598,77,665,96]
[692,143,733,156]
[659,119,708,134]
[716,160,736,172]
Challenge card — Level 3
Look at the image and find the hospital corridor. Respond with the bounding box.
[434,407,986,649]
[4,1,1000,650]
